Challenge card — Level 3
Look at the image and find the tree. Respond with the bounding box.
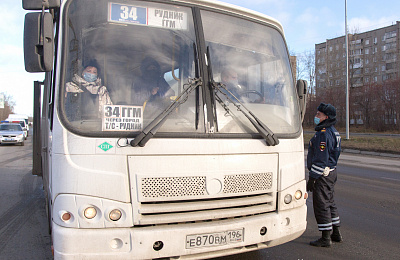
[294,50,316,126]
[0,94,16,121]
[380,79,400,130]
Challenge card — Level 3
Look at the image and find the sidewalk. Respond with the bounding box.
[304,130,400,159]
[341,148,400,158]
[304,144,400,159]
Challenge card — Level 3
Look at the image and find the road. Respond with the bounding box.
[0,136,399,260]
[0,133,52,259]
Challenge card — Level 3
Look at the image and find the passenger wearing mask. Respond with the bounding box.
[65,60,113,120]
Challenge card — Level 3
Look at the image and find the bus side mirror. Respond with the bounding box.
[22,0,60,10]
[296,79,307,122]
[24,12,54,72]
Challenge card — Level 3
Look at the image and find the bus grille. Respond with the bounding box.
[223,172,272,193]
[135,172,275,226]
[140,172,272,199]
[141,176,206,198]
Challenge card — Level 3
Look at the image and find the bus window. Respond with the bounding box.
[61,0,200,135]
[201,10,300,135]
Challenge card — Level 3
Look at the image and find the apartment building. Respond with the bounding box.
[315,21,400,90]
[314,22,400,126]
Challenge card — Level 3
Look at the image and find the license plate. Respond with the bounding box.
[186,229,244,249]
[5,138,14,141]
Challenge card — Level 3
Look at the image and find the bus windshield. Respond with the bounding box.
[60,0,300,137]
[202,10,300,135]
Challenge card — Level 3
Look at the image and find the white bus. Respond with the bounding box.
[24,0,308,259]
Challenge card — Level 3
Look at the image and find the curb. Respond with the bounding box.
[341,149,400,158]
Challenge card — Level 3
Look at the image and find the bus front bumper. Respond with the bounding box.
[53,204,306,259]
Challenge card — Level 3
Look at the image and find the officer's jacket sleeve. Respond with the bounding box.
[306,135,315,171]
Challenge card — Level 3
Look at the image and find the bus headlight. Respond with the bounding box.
[84,207,97,219]
[59,210,74,223]
[284,194,292,204]
[294,190,302,200]
[109,209,122,221]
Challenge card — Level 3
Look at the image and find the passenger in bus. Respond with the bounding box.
[65,60,113,120]
[221,68,243,101]
[131,57,174,107]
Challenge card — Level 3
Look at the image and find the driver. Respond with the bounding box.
[131,57,174,107]
[221,68,243,101]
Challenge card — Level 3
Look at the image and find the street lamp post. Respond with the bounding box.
[345,0,350,139]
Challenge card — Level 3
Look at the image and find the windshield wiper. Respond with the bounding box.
[130,77,202,147]
[213,81,279,146]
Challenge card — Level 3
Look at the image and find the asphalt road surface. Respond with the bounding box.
[0,136,399,260]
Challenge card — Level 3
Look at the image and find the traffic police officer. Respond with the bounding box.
[307,103,343,247]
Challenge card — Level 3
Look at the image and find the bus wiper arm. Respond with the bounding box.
[213,81,279,146]
[130,77,202,147]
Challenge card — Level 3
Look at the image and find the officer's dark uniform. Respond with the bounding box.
[307,103,343,247]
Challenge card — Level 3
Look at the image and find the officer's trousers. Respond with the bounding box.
[313,169,340,231]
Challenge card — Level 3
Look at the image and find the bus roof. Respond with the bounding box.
[171,0,284,34]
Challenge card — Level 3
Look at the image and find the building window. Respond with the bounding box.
[374,76,378,82]
[365,48,369,55]
[386,63,395,70]
[329,46,333,52]
[366,39,370,45]
[374,37,377,44]
[384,31,397,39]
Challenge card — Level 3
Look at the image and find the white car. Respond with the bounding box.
[0,123,25,146]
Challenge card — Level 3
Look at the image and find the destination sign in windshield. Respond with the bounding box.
[109,2,188,30]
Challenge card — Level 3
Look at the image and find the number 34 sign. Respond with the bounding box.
[108,2,188,30]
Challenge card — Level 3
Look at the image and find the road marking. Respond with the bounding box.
[381,177,400,182]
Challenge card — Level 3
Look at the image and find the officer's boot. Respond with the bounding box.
[331,226,343,242]
[310,230,332,247]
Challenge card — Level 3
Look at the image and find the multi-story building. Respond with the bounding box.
[315,21,400,125]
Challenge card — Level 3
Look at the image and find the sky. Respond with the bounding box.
[1,0,400,116]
